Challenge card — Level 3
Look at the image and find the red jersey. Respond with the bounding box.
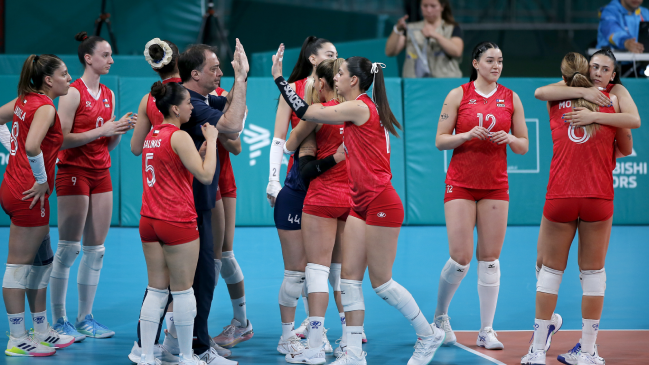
[3,93,63,200]
[146,77,182,127]
[546,96,617,199]
[304,99,349,207]
[57,79,114,170]
[140,124,197,223]
[286,78,308,174]
[343,94,392,211]
[445,82,515,189]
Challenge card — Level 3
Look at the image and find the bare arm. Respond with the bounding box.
[385,27,407,56]
[534,81,612,107]
[172,125,218,185]
[216,39,248,136]
[0,98,17,125]
[431,35,463,58]
[218,134,242,155]
[301,100,370,126]
[22,105,56,209]
[286,118,319,151]
[565,93,640,129]
[298,132,316,158]
[131,94,151,156]
[107,90,134,152]
[497,92,529,155]
[274,85,295,139]
[435,87,488,150]
[615,128,633,157]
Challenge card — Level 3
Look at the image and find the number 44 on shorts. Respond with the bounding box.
[288,214,300,224]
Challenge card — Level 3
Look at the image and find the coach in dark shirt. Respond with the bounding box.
[177,40,248,363]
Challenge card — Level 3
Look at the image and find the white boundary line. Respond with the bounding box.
[454,343,507,365]
[453,329,649,332]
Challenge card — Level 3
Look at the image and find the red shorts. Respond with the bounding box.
[444,185,509,203]
[350,185,404,227]
[139,216,199,245]
[218,174,237,199]
[0,182,50,227]
[303,205,350,221]
[543,198,614,223]
[55,166,112,196]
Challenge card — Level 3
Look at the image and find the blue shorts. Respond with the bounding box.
[274,186,306,231]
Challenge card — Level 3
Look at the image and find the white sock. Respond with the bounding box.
[7,312,26,337]
[77,283,98,322]
[232,296,247,326]
[374,279,433,337]
[31,311,48,334]
[581,319,599,355]
[532,318,551,352]
[140,320,158,362]
[214,259,222,287]
[49,277,68,321]
[50,240,80,322]
[302,285,309,317]
[307,316,325,349]
[165,312,177,337]
[478,284,499,329]
[346,325,363,357]
[281,321,295,341]
[339,312,347,343]
[435,259,469,317]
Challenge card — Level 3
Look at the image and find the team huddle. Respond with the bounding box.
[0,31,640,365]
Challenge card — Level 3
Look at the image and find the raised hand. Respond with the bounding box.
[271,44,285,80]
[396,14,409,32]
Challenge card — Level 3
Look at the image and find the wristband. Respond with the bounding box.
[269,137,285,182]
[27,151,47,184]
[393,25,404,35]
[0,124,11,151]
[274,76,309,119]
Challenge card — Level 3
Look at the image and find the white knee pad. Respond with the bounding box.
[140,286,169,324]
[3,264,31,289]
[305,263,330,294]
[374,279,414,310]
[536,265,563,295]
[78,245,105,286]
[535,264,541,280]
[329,263,341,292]
[221,251,244,285]
[340,279,365,312]
[27,263,52,290]
[50,240,81,279]
[279,270,305,307]
[477,260,501,287]
[580,268,606,296]
[171,288,197,326]
[440,258,470,285]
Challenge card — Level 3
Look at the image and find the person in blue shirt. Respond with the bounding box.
[597,0,649,53]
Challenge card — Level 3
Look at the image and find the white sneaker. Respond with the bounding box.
[32,325,75,349]
[323,328,333,353]
[331,350,367,365]
[546,313,563,351]
[212,319,253,348]
[333,337,346,357]
[295,318,309,339]
[521,345,546,365]
[433,314,456,346]
[5,332,56,357]
[138,356,162,365]
[576,348,605,365]
[477,327,504,350]
[198,347,238,365]
[407,324,445,365]
[208,336,232,358]
[277,335,305,355]
[179,353,208,365]
[128,341,180,365]
[285,345,326,364]
[557,341,581,365]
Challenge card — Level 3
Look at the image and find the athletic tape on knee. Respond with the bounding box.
[27,263,52,289]
[580,268,606,296]
[3,264,31,289]
[171,288,197,326]
[536,265,563,295]
[50,241,80,279]
[305,263,330,294]
[340,279,365,312]
[221,251,244,284]
[329,263,341,292]
[374,279,415,313]
[440,258,470,285]
[477,260,500,287]
[78,245,105,286]
[32,234,53,266]
[279,270,305,307]
[140,286,169,323]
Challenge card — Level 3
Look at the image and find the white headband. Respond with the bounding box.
[144,38,173,69]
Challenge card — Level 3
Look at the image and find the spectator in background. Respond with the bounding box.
[597,0,649,53]
[385,0,463,78]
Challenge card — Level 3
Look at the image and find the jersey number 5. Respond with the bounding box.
[145,153,156,187]
[477,113,496,131]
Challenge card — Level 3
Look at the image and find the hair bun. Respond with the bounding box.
[148,44,164,62]
[75,31,89,42]
[150,81,167,98]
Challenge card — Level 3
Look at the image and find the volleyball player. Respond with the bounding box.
[137,80,219,365]
[50,31,136,340]
[272,45,445,365]
[268,36,338,356]
[434,42,529,350]
[0,54,75,356]
[282,57,351,358]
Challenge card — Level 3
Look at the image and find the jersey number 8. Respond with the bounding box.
[145,153,156,187]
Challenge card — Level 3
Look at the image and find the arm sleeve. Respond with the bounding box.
[599,8,633,48]
[299,155,338,181]
[207,95,227,110]
[451,24,463,39]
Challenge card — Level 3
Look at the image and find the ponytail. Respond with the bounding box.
[560,52,600,136]
[469,41,500,82]
[287,36,333,83]
[18,54,64,98]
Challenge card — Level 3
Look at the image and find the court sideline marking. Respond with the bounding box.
[454,343,507,365]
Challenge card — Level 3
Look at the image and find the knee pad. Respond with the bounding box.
[78,245,105,286]
[279,270,305,307]
[171,288,197,326]
[580,268,606,296]
[140,286,169,324]
[32,234,54,266]
[50,240,81,279]
[477,260,500,287]
[305,263,330,294]
[535,264,541,280]
[329,263,341,292]
[27,263,52,290]
[440,258,470,285]
[340,279,365,312]
[3,264,31,289]
[536,265,563,295]
[221,251,244,285]
[374,279,414,310]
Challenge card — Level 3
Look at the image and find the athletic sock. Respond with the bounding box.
[77,283,98,322]
[49,276,68,321]
[140,320,158,362]
[232,296,247,326]
[307,316,325,349]
[435,259,469,317]
[77,245,104,323]
[214,259,222,287]
[477,284,499,330]
[165,312,177,337]
[31,311,48,334]
[281,321,295,341]
[581,318,600,355]
[302,284,309,317]
[346,325,363,357]
[7,312,26,337]
[50,240,80,322]
[532,318,551,352]
[339,312,347,343]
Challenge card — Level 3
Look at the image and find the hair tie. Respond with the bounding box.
[82,35,89,41]
[370,62,386,103]
[573,71,580,77]
[143,38,173,69]
[33,55,39,63]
